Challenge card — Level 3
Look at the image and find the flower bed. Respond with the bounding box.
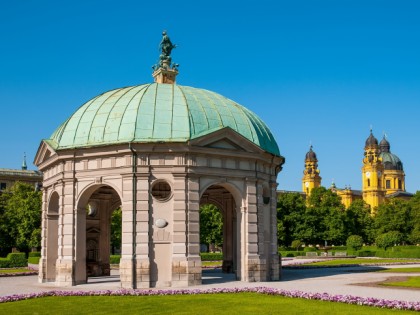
[0,287,419,311]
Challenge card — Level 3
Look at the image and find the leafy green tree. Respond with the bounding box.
[110,207,122,255]
[408,191,420,244]
[374,199,412,242]
[277,192,306,246]
[346,235,363,251]
[291,240,303,251]
[375,231,403,250]
[345,200,374,243]
[306,187,347,245]
[200,204,223,250]
[0,182,41,252]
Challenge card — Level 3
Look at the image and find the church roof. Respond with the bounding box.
[46,83,280,156]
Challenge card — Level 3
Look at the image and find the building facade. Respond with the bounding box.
[0,155,42,191]
[302,130,411,211]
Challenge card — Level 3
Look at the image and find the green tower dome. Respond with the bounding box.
[47,83,280,156]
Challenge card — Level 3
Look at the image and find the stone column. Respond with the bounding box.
[38,187,48,283]
[244,178,265,282]
[269,180,280,280]
[135,171,152,288]
[56,180,77,286]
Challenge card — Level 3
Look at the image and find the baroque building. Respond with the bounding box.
[302,130,412,211]
[35,32,284,288]
[0,154,42,191]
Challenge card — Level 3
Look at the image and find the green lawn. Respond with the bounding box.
[0,293,416,314]
[202,261,222,267]
[381,276,420,289]
[379,267,420,273]
[303,259,420,266]
[0,268,33,274]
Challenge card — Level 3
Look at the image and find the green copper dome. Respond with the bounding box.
[47,83,280,156]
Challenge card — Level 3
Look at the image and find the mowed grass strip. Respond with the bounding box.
[202,261,222,267]
[381,276,420,289]
[304,259,420,266]
[379,267,420,273]
[0,268,33,274]
[0,293,416,315]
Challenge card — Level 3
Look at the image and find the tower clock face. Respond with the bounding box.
[305,182,309,187]
[366,171,371,178]
[377,171,382,177]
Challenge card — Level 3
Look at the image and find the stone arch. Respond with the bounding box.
[74,183,122,283]
[45,190,59,281]
[199,182,243,278]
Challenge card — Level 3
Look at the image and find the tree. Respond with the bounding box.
[345,200,374,243]
[346,235,363,251]
[291,240,303,251]
[306,187,347,245]
[200,204,223,250]
[277,192,306,246]
[0,182,42,252]
[408,191,420,244]
[375,231,403,250]
[374,199,412,242]
[110,207,122,255]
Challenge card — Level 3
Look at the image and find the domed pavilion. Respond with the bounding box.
[35,32,285,288]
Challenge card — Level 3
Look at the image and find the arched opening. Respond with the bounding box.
[200,184,240,281]
[76,185,122,283]
[46,191,59,281]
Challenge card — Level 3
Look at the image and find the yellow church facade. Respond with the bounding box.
[302,130,412,213]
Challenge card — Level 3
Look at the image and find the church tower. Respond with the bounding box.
[379,136,406,195]
[302,145,321,195]
[362,130,385,212]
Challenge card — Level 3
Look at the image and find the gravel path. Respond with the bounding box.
[0,262,419,303]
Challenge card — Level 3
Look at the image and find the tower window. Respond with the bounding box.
[367,179,370,187]
[386,180,391,189]
[398,179,402,190]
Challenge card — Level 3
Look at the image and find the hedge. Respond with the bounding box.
[28,252,41,258]
[0,253,27,268]
[200,252,223,261]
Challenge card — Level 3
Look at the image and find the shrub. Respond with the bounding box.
[376,231,403,250]
[3,253,27,267]
[356,250,376,257]
[279,251,305,257]
[28,252,41,258]
[291,240,303,251]
[110,255,121,264]
[0,258,10,268]
[200,252,223,261]
[304,247,317,252]
[346,235,363,251]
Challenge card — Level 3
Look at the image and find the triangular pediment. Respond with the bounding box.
[34,140,57,168]
[190,127,265,154]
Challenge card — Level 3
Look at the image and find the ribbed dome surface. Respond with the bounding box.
[365,131,378,147]
[305,146,317,161]
[380,152,403,170]
[48,83,280,156]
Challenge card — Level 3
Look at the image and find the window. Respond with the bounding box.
[151,181,172,201]
[398,179,402,190]
[0,183,6,190]
[386,180,391,189]
[367,179,370,187]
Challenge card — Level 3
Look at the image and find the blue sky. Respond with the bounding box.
[1,0,419,192]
